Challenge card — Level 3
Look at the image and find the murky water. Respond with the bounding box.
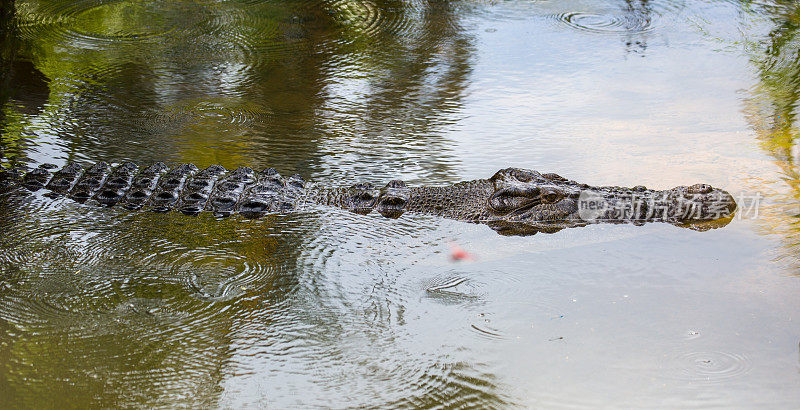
[1,0,799,407]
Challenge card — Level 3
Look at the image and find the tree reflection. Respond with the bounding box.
[0,0,508,407]
[0,0,49,162]
[0,0,14,117]
[5,0,472,181]
[623,0,653,55]
[742,0,800,273]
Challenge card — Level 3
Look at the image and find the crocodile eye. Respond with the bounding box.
[355,192,375,201]
[541,192,562,204]
[513,170,533,182]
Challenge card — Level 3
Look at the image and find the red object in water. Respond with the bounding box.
[449,242,475,261]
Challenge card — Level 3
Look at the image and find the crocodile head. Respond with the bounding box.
[484,168,737,235]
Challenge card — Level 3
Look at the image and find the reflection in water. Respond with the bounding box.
[0,0,13,117]
[550,0,672,55]
[314,0,471,181]
[0,198,305,406]
[622,0,654,54]
[6,0,471,181]
[741,0,800,273]
[0,0,511,407]
[2,0,800,407]
[0,0,49,161]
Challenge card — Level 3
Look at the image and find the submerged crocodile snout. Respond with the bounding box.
[667,185,737,222]
[480,167,738,231]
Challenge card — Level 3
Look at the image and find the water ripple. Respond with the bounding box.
[469,320,506,341]
[175,248,273,301]
[18,0,196,48]
[674,351,752,383]
[660,350,753,385]
[202,4,293,67]
[424,275,481,303]
[328,0,414,38]
[553,11,654,35]
[139,100,273,133]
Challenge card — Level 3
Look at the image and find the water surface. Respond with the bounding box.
[1,0,799,407]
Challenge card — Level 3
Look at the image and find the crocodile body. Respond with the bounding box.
[0,161,737,235]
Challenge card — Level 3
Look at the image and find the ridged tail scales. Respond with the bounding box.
[69,162,112,203]
[177,165,227,215]
[120,163,169,210]
[236,168,300,218]
[5,161,312,217]
[207,166,257,217]
[147,164,200,212]
[45,162,84,196]
[21,163,58,191]
[7,161,439,221]
[95,162,139,207]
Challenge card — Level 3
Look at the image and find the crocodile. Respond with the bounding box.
[0,161,737,235]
